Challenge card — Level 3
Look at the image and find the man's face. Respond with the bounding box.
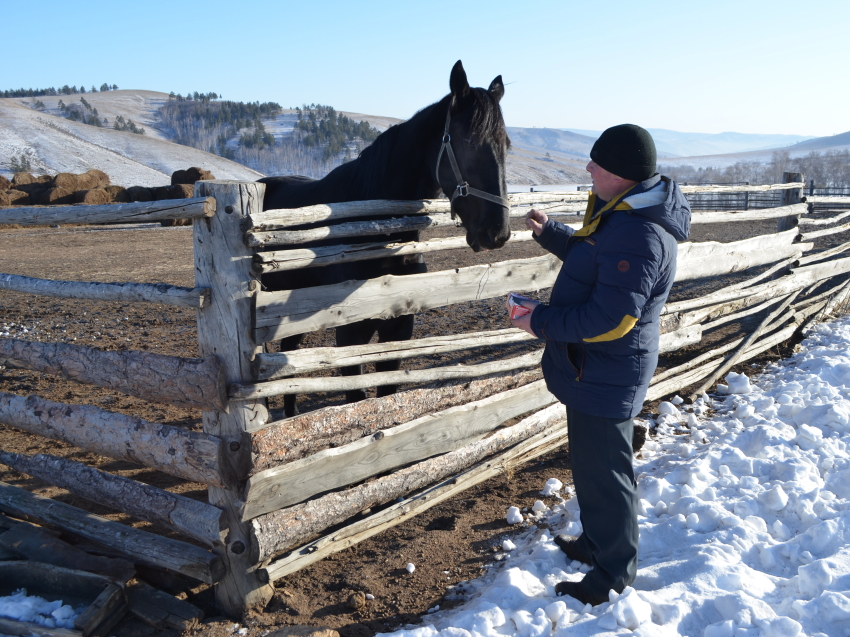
[586,160,635,201]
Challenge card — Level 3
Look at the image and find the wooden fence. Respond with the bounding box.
[2,173,850,615]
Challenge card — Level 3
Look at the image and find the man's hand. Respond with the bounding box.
[525,208,548,236]
[506,295,541,336]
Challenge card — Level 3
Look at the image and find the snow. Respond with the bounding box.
[407,563,416,574]
[0,589,80,630]
[384,314,850,637]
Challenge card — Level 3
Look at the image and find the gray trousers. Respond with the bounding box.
[566,405,638,595]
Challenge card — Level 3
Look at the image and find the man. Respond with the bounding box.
[509,124,691,605]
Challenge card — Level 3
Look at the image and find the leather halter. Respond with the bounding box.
[435,103,510,219]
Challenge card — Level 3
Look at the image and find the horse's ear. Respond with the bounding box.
[488,75,505,103]
[450,60,470,98]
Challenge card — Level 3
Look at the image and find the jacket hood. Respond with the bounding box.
[622,175,691,241]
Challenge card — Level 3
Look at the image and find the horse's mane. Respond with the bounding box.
[346,89,508,200]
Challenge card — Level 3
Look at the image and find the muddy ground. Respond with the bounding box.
[0,212,845,637]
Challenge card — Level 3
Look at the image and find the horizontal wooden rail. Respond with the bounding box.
[254,233,533,273]
[664,255,850,315]
[249,403,566,563]
[262,417,570,581]
[247,371,542,472]
[0,197,215,226]
[254,321,699,382]
[232,350,543,400]
[0,338,226,411]
[0,451,225,547]
[807,196,850,204]
[0,273,209,308]
[0,481,224,583]
[797,241,850,266]
[675,229,806,281]
[246,213,459,248]
[0,392,233,488]
[801,210,850,226]
[254,254,560,343]
[681,182,804,193]
[241,381,557,519]
[689,203,807,224]
[801,221,850,241]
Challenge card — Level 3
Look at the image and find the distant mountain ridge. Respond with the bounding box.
[562,128,816,159]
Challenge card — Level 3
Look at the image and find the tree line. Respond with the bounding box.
[295,105,379,161]
[660,150,850,187]
[53,97,145,134]
[2,84,119,98]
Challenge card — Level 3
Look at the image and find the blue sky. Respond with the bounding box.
[3,0,847,137]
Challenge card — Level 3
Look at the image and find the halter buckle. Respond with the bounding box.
[442,133,451,144]
[455,182,469,198]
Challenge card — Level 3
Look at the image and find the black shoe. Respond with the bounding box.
[553,534,592,564]
[554,580,609,606]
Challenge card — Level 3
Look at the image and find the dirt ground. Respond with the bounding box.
[0,213,845,637]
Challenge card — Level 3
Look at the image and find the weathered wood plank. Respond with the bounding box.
[801,210,850,226]
[0,523,135,582]
[241,380,557,519]
[675,229,806,281]
[246,213,460,248]
[0,481,225,583]
[807,196,850,204]
[0,392,231,488]
[192,180,275,613]
[262,418,570,581]
[0,451,225,547]
[0,273,209,308]
[801,221,850,241]
[247,371,542,472]
[664,255,850,314]
[126,580,204,630]
[681,182,805,193]
[232,350,543,400]
[256,328,536,379]
[249,199,451,230]
[254,231,536,273]
[253,254,560,343]
[249,403,565,562]
[0,338,226,411]
[689,203,808,225]
[0,197,215,227]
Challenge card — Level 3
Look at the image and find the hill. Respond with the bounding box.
[0,92,263,186]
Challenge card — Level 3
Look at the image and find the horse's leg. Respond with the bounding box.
[336,320,378,403]
[374,314,415,397]
[278,334,304,417]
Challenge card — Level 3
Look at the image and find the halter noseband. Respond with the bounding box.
[435,104,510,219]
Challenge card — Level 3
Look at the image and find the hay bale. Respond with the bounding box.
[105,185,128,203]
[169,184,195,199]
[74,188,111,205]
[34,187,74,205]
[12,172,35,186]
[171,167,215,185]
[0,175,10,191]
[159,218,194,227]
[53,173,80,191]
[75,172,100,191]
[34,175,52,184]
[85,169,110,187]
[8,182,44,195]
[153,185,173,201]
[126,186,153,202]
[6,190,31,206]
[0,191,10,207]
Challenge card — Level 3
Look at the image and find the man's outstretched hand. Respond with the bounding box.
[525,208,548,236]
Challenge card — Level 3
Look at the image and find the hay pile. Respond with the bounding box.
[1,168,217,228]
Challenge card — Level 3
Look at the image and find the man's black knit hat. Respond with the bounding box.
[590,124,657,181]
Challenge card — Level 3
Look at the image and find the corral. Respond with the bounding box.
[1,175,849,627]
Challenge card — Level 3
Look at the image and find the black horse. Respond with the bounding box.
[259,60,510,417]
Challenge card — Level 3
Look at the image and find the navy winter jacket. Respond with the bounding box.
[529,174,691,419]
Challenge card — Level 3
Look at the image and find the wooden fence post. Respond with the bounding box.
[193,180,274,615]
[778,172,804,231]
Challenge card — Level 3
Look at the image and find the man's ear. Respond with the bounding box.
[488,75,505,103]
[450,60,470,98]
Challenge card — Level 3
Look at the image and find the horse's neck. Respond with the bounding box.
[316,101,447,203]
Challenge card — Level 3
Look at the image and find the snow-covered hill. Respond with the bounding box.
[0,93,263,186]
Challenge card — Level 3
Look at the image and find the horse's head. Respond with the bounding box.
[436,61,511,252]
